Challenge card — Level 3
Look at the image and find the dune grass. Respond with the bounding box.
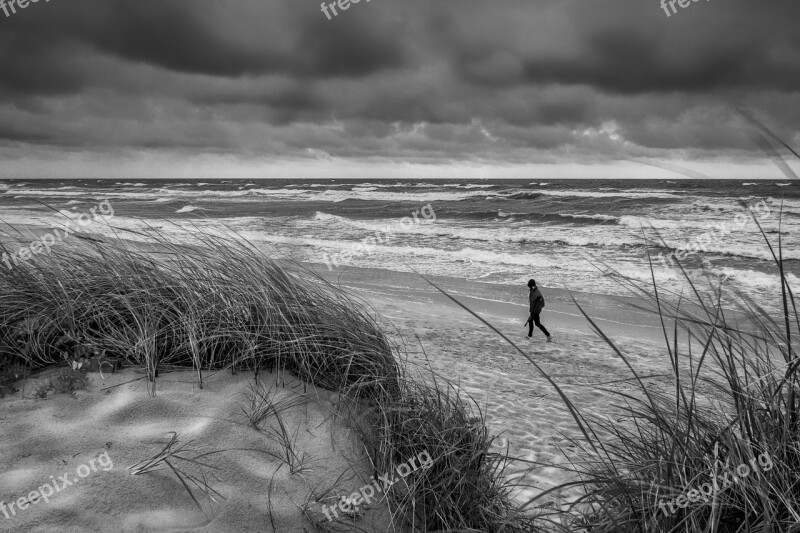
[557,210,800,533]
[0,224,531,532]
[421,209,798,532]
[127,431,227,518]
[343,363,537,532]
[0,228,398,399]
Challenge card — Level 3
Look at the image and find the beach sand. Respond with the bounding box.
[0,368,397,532]
[315,266,693,508]
[0,262,712,531]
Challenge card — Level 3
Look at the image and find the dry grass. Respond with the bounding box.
[0,224,532,532]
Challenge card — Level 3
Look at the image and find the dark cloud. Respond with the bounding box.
[447,0,800,94]
[0,0,798,175]
[0,0,407,97]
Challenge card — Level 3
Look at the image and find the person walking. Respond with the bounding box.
[525,279,552,342]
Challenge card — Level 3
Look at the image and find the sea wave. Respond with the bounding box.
[534,189,683,199]
[175,206,203,214]
[305,209,800,261]
[504,192,544,200]
[313,212,351,224]
[495,188,683,200]
[708,267,800,289]
[309,189,489,203]
[245,188,313,197]
[3,183,693,205]
[618,215,734,231]
[560,213,619,222]
[307,211,644,247]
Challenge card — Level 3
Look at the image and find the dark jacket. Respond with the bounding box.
[529,287,544,314]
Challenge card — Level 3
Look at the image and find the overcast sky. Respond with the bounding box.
[1,0,799,179]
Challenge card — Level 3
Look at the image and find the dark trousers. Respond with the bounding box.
[528,312,550,337]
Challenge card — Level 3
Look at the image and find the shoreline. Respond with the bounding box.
[310,261,707,345]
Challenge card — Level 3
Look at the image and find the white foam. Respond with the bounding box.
[562,213,618,222]
[532,189,682,199]
[709,267,800,290]
[313,212,349,223]
[175,206,203,214]
[311,189,486,203]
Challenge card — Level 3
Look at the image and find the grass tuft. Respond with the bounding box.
[128,431,227,517]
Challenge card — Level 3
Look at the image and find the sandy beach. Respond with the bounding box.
[317,267,681,503]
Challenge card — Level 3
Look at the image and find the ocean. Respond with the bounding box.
[1,178,798,311]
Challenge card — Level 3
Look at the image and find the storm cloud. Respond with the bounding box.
[0,0,798,178]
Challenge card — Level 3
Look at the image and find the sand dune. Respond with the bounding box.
[0,368,390,532]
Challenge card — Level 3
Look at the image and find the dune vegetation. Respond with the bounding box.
[0,226,532,532]
[551,233,797,533]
